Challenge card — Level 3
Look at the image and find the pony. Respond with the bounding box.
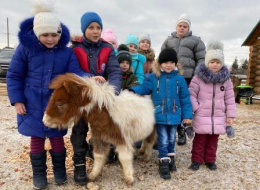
[43,73,156,187]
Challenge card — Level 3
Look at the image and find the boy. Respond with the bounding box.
[70,11,122,185]
[130,48,192,179]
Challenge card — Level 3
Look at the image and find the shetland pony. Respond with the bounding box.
[43,73,156,186]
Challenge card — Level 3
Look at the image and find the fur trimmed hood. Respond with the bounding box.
[18,17,70,49]
[152,59,183,77]
[138,48,155,61]
[195,63,230,83]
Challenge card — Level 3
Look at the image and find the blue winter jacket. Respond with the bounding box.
[7,18,87,138]
[131,62,192,125]
[131,53,146,84]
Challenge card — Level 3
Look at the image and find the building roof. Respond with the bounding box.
[242,20,260,46]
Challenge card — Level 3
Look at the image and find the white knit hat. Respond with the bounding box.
[176,13,191,30]
[138,33,151,44]
[205,41,224,66]
[32,0,62,39]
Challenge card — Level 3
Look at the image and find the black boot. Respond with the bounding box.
[206,162,217,170]
[168,156,177,171]
[73,156,88,185]
[189,162,200,171]
[50,148,67,185]
[30,151,47,190]
[159,158,171,179]
[177,124,187,145]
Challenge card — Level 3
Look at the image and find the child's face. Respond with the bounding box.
[108,41,117,49]
[160,61,176,73]
[39,33,60,48]
[120,60,130,72]
[208,59,222,73]
[127,44,138,53]
[176,22,189,38]
[84,22,102,43]
[139,40,150,51]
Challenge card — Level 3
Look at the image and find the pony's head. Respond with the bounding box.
[43,73,91,130]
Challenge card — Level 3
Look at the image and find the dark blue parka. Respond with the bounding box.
[7,18,87,138]
[131,60,193,125]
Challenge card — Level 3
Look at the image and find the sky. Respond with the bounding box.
[0,0,259,67]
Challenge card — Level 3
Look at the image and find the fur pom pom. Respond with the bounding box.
[32,0,56,15]
[206,41,224,51]
[118,44,129,52]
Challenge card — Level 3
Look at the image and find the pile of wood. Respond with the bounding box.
[247,45,260,94]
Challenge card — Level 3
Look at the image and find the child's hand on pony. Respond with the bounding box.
[14,102,26,115]
[92,76,106,83]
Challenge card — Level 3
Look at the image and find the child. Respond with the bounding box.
[130,48,192,179]
[138,33,155,79]
[125,34,146,84]
[102,28,118,54]
[6,0,87,189]
[70,11,122,185]
[188,41,236,171]
[117,44,139,90]
[161,13,206,146]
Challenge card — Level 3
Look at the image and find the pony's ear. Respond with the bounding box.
[49,74,66,89]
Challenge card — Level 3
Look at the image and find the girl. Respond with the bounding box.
[125,34,146,84]
[6,0,87,189]
[138,33,155,79]
[102,28,118,54]
[188,41,236,171]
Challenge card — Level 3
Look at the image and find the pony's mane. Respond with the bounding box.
[82,76,116,111]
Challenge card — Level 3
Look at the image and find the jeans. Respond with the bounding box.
[156,124,177,159]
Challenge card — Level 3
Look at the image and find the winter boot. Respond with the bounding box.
[177,124,187,145]
[159,158,171,179]
[73,156,88,185]
[50,148,67,185]
[30,151,47,190]
[168,155,177,172]
[189,162,200,171]
[206,162,217,170]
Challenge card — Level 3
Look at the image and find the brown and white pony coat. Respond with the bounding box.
[43,73,156,186]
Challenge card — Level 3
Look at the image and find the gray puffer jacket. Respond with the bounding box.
[161,31,206,79]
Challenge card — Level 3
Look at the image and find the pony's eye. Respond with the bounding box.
[56,103,64,107]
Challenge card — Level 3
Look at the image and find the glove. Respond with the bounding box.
[226,126,235,138]
[186,126,194,139]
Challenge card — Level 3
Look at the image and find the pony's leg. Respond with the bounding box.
[142,126,157,162]
[137,140,147,155]
[88,139,110,181]
[116,145,134,187]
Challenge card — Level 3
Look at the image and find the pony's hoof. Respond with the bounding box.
[126,179,134,187]
[88,172,97,181]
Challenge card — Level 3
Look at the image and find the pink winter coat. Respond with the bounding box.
[189,64,236,135]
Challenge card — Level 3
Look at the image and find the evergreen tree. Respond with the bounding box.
[231,57,239,71]
[241,59,248,70]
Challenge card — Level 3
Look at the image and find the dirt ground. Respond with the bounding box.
[0,94,260,190]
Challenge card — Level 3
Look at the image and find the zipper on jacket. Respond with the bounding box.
[173,99,176,113]
[162,99,165,115]
[157,78,160,93]
[211,84,216,134]
[176,79,179,95]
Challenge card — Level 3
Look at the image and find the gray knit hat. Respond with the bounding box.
[176,13,191,31]
[138,33,151,44]
[205,41,224,66]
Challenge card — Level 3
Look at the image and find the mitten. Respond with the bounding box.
[186,126,194,139]
[226,126,235,138]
